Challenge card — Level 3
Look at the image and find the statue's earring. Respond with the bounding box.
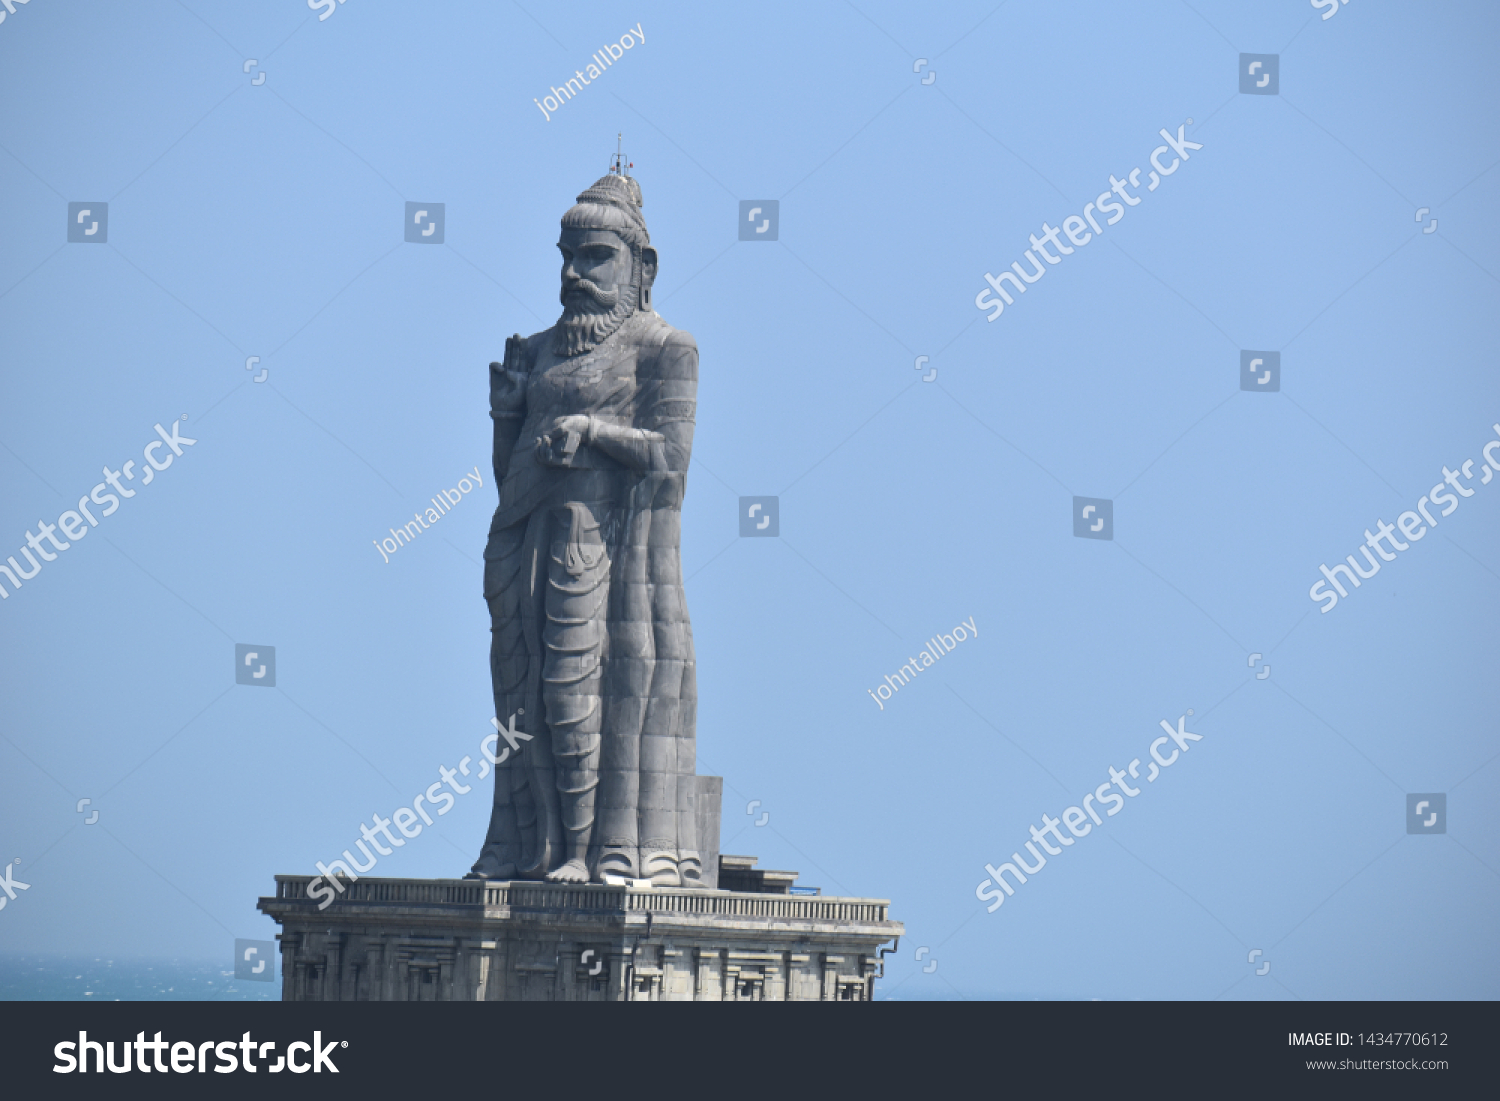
[639,283,652,311]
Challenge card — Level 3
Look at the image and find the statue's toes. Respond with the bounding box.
[545,860,590,883]
[468,848,517,880]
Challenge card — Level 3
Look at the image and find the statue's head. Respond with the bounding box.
[555,173,658,357]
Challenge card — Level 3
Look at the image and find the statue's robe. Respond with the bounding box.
[479,309,701,884]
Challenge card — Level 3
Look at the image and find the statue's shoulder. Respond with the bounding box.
[633,314,697,380]
[521,326,556,368]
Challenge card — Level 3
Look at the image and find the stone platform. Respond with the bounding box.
[257,859,902,1001]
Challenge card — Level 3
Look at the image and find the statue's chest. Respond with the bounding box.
[529,351,639,414]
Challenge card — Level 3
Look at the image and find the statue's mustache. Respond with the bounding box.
[562,278,618,309]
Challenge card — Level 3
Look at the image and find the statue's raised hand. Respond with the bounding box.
[490,334,529,415]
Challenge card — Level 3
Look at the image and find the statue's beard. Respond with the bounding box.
[555,275,637,358]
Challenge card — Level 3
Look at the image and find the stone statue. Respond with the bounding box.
[467,166,704,887]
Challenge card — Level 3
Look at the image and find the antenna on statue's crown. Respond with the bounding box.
[608,132,633,177]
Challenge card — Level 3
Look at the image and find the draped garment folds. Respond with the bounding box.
[479,310,701,885]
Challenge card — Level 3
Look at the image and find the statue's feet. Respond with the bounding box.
[465,847,517,881]
[642,849,681,887]
[595,845,639,881]
[517,837,558,881]
[677,853,704,888]
[544,859,589,883]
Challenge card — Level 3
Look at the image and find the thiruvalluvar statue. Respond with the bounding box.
[468,168,704,886]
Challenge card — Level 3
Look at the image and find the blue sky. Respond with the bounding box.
[1,0,1497,1000]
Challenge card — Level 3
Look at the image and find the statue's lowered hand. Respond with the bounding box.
[535,415,590,467]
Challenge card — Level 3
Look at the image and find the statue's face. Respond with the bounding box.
[558,227,633,310]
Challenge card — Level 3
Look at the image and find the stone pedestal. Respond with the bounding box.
[257,865,901,1002]
[692,775,722,891]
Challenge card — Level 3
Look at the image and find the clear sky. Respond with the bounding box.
[1,0,1497,1000]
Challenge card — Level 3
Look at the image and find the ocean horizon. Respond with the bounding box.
[0,954,277,1002]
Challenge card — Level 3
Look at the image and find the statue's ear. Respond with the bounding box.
[639,246,659,310]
